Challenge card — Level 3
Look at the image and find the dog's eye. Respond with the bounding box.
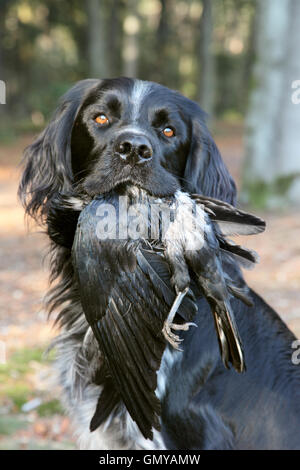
[95,114,109,125]
[163,127,174,137]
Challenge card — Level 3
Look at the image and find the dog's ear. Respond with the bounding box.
[183,117,237,205]
[18,79,100,222]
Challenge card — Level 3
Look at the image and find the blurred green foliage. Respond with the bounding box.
[0,346,57,412]
[37,399,63,417]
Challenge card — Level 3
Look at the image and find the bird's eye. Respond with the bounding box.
[95,114,109,125]
[163,127,174,137]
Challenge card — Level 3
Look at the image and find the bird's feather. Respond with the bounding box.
[191,194,266,236]
[219,238,260,270]
[212,300,245,373]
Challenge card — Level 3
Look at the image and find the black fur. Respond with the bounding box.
[18,78,300,449]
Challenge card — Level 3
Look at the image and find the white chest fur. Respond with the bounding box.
[67,345,182,450]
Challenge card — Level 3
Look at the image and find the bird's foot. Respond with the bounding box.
[162,321,197,351]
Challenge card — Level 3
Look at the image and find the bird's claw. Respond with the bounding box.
[162,321,197,351]
[162,321,183,350]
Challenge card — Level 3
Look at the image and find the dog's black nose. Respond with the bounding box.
[115,134,152,164]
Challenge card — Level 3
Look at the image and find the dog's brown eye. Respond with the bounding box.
[163,127,174,137]
[95,114,109,125]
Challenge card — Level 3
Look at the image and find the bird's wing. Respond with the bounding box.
[191,194,265,271]
[191,194,266,236]
[72,199,197,439]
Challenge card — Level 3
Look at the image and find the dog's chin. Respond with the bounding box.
[82,167,180,198]
[113,180,177,198]
[112,177,179,198]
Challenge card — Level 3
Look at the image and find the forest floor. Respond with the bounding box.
[0,124,299,449]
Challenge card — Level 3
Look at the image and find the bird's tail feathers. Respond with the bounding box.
[191,194,266,237]
[212,300,245,373]
[220,239,259,270]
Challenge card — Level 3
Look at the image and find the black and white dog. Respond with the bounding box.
[19,78,300,449]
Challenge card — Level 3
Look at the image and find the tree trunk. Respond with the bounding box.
[122,0,140,78]
[0,0,9,111]
[86,0,109,78]
[240,3,257,114]
[108,0,124,77]
[197,0,215,117]
[243,0,300,207]
[153,0,170,85]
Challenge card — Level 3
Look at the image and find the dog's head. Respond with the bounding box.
[19,77,236,220]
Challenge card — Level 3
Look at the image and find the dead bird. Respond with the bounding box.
[161,192,265,371]
[71,186,265,439]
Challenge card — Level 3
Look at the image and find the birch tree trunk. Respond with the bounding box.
[243,0,300,207]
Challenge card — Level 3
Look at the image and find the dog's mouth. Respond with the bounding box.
[112,175,180,198]
[82,162,180,198]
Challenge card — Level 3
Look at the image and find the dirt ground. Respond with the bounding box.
[0,126,299,449]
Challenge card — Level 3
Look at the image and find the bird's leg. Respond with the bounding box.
[162,287,197,350]
[163,237,197,349]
